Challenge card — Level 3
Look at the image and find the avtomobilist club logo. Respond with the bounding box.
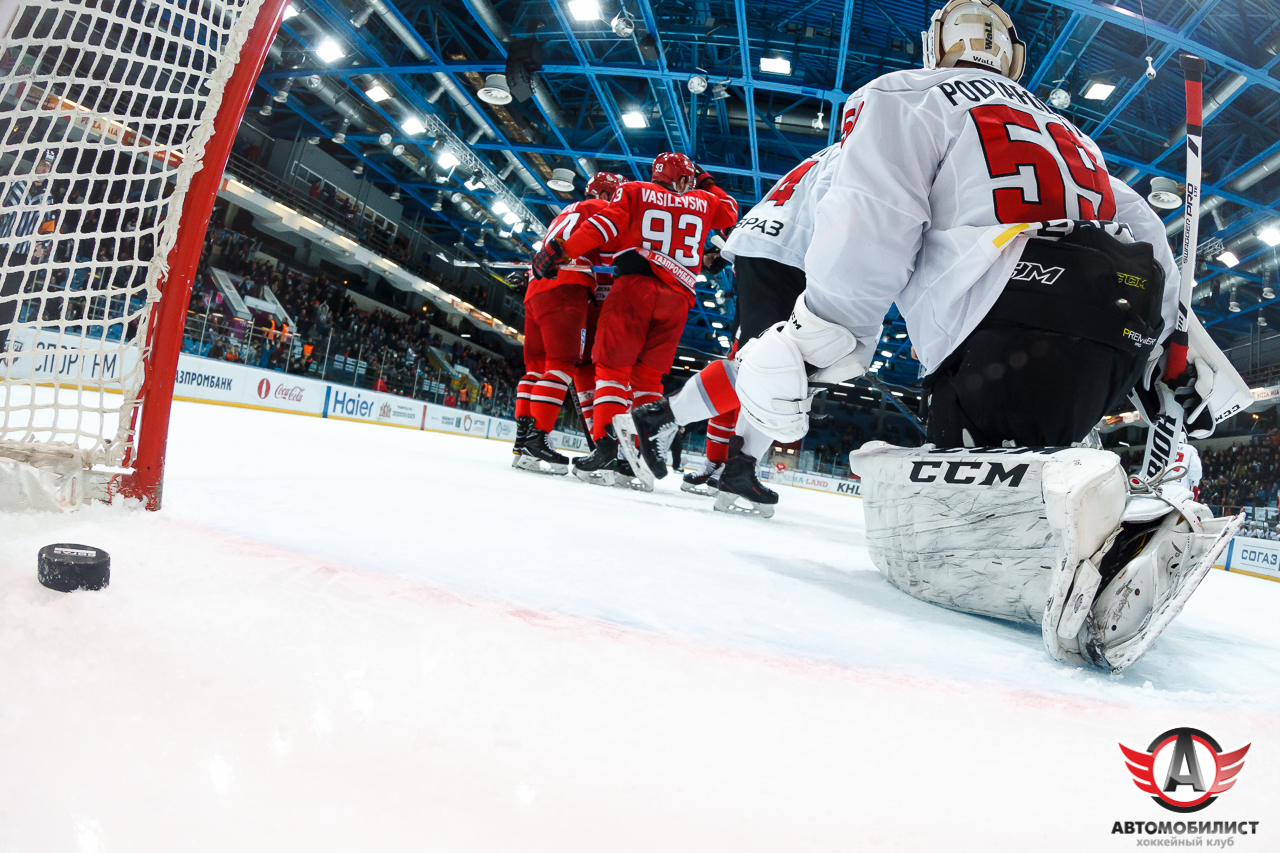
[1120,728,1250,813]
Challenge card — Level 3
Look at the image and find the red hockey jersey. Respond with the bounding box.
[560,180,739,305]
[526,198,612,301]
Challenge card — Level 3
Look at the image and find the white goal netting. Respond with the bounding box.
[0,0,264,477]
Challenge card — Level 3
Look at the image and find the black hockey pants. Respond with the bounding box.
[924,227,1165,448]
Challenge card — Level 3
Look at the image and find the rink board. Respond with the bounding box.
[1218,536,1280,583]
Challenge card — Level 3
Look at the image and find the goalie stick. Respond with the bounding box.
[1137,53,1205,481]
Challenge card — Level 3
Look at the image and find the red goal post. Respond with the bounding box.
[0,0,289,509]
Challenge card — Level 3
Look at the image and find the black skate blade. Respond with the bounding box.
[612,414,658,488]
[713,490,775,518]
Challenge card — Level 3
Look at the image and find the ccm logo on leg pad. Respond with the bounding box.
[909,460,1029,486]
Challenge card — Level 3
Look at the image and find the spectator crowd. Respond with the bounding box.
[190,221,523,416]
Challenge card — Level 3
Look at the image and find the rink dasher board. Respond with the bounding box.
[1215,536,1280,583]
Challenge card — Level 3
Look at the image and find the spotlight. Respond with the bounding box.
[759,55,791,75]
[547,168,576,192]
[477,74,512,105]
[1218,250,1240,268]
[258,103,273,117]
[710,82,729,100]
[307,136,319,145]
[622,111,647,128]
[391,144,405,156]
[611,9,635,37]
[352,163,363,175]
[1082,80,1115,100]
[687,75,708,94]
[378,132,393,146]
[365,84,391,102]
[283,3,299,20]
[1047,88,1071,109]
[390,188,401,200]
[811,109,824,131]
[1261,315,1269,327]
[1228,299,1241,312]
[569,0,600,20]
[436,150,460,170]
[1258,227,1280,247]
[1147,176,1183,210]
[401,116,426,135]
[350,5,371,27]
[315,38,345,64]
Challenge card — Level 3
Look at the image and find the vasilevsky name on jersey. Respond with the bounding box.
[804,66,1179,374]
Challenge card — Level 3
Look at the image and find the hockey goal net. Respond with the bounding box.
[0,0,285,509]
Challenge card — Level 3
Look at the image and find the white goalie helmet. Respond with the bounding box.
[921,0,1026,82]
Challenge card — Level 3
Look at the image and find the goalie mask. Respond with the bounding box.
[922,0,1026,82]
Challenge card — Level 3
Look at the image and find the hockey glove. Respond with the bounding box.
[531,240,565,281]
[736,294,867,443]
[693,164,716,192]
[1172,358,1217,439]
[702,250,729,276]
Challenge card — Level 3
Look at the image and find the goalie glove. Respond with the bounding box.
[1172,358,1217,439]
[736,294,868,443]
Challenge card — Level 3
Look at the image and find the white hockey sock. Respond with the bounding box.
[737,412,774,460]
[669,377,718,425]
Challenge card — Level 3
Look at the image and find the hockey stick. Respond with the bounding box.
[1137,53,1205,480]
[451,260,598,272]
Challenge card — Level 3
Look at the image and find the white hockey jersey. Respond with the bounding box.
[1173,442,1203,492]
[722,144,840,270]
[804,67,1180,374]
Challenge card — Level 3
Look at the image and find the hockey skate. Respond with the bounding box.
[571,427,623,487]
[516,427,570,475]
[511,416,539,471]
[680,458,723,497]
[713,437,778,518]
[614,401,678,484]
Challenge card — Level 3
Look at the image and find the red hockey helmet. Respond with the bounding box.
[651,152,696,190]
[584,171,625,199]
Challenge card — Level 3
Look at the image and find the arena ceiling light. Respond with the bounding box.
[502,212,521,226]
[283,3,299,20]
[1258,226,1280,247]
[1217,250,1240,267]
[1081,80,1115,100]
[621,111,647,128]
[532,240,544,251]
[435,149,460,169]
[400,116,426,135]
[759,55,791,75]
[315,38,346,64]
[568,0,600,20]
[491,200,512,216]
[364,84,390,102]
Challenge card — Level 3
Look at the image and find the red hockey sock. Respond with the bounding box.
[592,366,632,441]
[529,365,573,432]
[574,364,596,435]
[516,372,539,420]
[705,407,738,464]
[631,362,663,409]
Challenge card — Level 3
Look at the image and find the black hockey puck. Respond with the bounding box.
[38,543,110,592]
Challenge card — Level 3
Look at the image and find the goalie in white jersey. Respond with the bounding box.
[736,0,1242,671]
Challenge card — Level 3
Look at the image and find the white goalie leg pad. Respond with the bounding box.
[735,330,812,444]
[0,455,90,511]
[1078,501,1240,672]
[1039,454,1128,664]
[850,443,1123,624]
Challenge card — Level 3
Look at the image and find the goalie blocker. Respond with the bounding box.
[850,443,1240,671]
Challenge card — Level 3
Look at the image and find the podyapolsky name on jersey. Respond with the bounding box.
[934,76,1057,118]
[639,186,708,212]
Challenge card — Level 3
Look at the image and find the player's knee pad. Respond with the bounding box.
[538,360,576,387]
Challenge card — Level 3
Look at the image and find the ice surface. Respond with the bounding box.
[1,401,1277,851]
